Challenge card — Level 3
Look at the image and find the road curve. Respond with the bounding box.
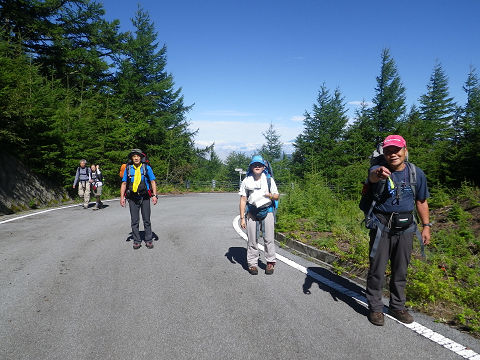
[0,193,478,360]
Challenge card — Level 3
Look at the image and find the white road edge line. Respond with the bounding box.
[232,215,480,360]
[0,197,169,225]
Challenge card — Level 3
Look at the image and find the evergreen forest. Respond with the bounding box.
[1,1,479,192]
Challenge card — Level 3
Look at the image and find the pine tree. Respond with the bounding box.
[370,48,406,143]
[343,101,376,163]
[260,122,282,162]
[114,6,195,181]
[0,39,64,178]
[454,67,480,184]
[418,62,456,142]
[293,84,348,177]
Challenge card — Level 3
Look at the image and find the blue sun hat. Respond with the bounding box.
[249,155,266,167]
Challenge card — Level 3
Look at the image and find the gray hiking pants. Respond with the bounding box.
[366,214,414,312]
[246,212,276,267]
[128,196,152,244]
[78,181,90,207]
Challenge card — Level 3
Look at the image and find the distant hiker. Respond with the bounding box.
[365,135,431,326]
[73,159,92,209]
[120,149,158,249]
[239,155,279,275]
[90,164,103,210]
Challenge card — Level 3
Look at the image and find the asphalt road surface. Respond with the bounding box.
[1,193,479,360]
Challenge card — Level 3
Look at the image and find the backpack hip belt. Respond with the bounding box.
[368,213,424,259]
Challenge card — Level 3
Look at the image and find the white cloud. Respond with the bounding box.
[190,119,303,160]
[348,100,374,107]
[290,115,305,122]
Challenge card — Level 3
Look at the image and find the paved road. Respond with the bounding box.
[1,193,479,360]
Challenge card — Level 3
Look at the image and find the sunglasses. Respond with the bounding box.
[252,163,264,168]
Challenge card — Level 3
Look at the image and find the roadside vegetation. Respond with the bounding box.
[276,177,480,337]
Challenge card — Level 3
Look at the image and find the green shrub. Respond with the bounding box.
[277,179,480,337]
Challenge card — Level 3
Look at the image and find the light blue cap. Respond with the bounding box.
[249,155,266,166]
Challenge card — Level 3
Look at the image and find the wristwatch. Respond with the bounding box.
[423,223,433,227]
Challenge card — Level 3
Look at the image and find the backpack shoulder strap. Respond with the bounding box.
[142,163,150,182]
[406,162,417,200]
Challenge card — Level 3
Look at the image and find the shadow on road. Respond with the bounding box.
[302,267,369,317]
[225,247,268,272]
[125,231,159,242]
[225,247,249,271]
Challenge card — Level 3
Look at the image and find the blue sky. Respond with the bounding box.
[100,0,480,159]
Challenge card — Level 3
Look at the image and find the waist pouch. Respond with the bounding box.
[248,204,269,221]
[391,212,414,230]
[126,182,150,199]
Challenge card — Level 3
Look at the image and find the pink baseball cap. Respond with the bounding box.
[382,135,406,148]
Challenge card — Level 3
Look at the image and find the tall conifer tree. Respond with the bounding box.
[115,7,195,181]
[293,84,348,177]
[419,62,456,142]
[370,49,406,143]
[260,122,282,162]
[454,67,480,184]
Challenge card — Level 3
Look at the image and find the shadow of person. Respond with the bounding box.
[225,247,267,272]
[302,267,369,317]
[225,247,249,271]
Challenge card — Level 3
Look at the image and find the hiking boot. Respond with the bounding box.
[133,243,141,250]
[368,311,384,326]
[265,262,275,275]
[388,309,414,324]
[248,266,258,275]
[145,241,154,249]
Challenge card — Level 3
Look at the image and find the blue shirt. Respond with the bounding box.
[122,164,156,190]
[371,163,429,213]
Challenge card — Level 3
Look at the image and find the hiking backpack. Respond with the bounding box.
[124,152,152,198]
[76,166,91,180]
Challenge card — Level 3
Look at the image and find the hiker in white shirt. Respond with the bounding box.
[239,155,279,275]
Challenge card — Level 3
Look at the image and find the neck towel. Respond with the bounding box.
[244,173,271,208]
[133,164,142,192]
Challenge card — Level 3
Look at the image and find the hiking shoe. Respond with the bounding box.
[145,241,154,249]
[248,266,258,275]
[83,204,88,209]
[133,243,141,250]
[92,205,99,210]
[388,309,414,324]
[368,311,384,326]
[265,262,275,275]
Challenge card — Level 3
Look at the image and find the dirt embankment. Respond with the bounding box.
[0,153,69,215]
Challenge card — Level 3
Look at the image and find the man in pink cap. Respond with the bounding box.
[365,134,431,326]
